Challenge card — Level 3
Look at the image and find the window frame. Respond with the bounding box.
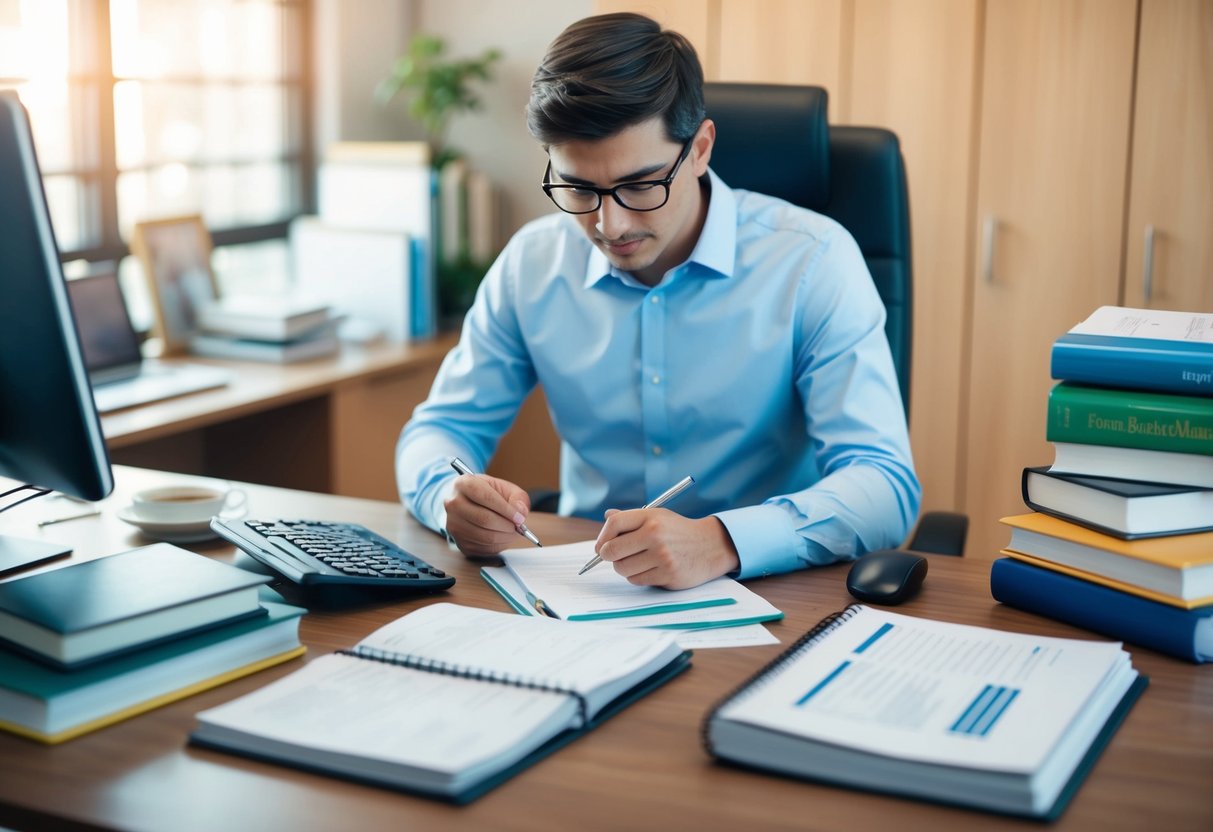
[0,0,315,266]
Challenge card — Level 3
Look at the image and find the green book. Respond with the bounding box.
[1046,382,1213,456]
[0,600,305,744]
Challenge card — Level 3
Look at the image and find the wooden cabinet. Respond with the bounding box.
[1122,0,1213,313]
[962,0,1138,558]
[590,0,1204,558]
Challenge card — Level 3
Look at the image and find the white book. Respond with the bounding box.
[190,603,688,802]
[704,605,1143,820]
[197,295,332,342]
[1051,441,1213,489]
[189,322,340,364]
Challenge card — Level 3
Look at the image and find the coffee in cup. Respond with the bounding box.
[130,485,246,525]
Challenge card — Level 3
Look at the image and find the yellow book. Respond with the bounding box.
[999,513,1213,602]
[1001,550,1213,610]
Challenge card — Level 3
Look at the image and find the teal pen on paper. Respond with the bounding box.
[578,475,696,576]
[449,457,543,547]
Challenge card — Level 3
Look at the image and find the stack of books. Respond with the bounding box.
[190,295,340,364]
[991,306,1213,663]
[0,543,305,743]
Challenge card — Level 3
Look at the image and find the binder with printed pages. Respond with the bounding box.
[190,603,690,803]
[703,604,1146,820]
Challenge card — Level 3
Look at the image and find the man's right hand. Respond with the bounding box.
[443,472,533,556]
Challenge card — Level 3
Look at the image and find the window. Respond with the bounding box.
[0,0,310,325]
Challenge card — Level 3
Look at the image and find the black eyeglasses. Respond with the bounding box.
[541,134,695,214]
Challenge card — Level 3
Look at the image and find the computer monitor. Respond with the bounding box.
[0,91,114,564]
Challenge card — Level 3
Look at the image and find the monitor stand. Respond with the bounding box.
[0,535,71,576]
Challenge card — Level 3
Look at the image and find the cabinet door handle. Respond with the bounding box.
[982,216,998,283]
[1142,224,1156,303]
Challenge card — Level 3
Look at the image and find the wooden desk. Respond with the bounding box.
[1,467,1210,831]
[100,333,562,503]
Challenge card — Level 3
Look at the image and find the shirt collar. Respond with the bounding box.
[582,167,737,289]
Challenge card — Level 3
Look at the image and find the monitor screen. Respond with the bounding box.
[0,91,113,504]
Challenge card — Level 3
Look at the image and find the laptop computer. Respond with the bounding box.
[67,271,231,413]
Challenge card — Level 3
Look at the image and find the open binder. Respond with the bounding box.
[191,603,690,803]
[702,604,1146,820]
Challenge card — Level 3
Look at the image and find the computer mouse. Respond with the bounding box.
[846,549,928,605]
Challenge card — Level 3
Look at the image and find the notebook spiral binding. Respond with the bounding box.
[339,646,591,725]
[699,604,863,756]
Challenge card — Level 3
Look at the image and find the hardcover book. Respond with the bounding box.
[1046,382,1213,456]
[991,557,1211,663]
[1050,306,1213,397]
[190,603,690,803]
[1022,466,1213,539]
[702,604,1145,819]
[999,512,1213,602]
[0,544,269,669]
[0,600,305,744]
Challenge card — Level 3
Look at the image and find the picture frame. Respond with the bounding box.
[129,214,220,355]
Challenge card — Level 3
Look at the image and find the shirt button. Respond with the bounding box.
[652,445,663,456]
[650,375,661,384]
[650,295,661,304]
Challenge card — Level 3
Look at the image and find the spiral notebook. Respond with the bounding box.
[702,605,1146,820]
[190,603,689,803]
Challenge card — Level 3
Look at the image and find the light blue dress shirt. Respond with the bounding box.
[396,169,921,579]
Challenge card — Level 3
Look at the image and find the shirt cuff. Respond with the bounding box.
[715,504,819,580]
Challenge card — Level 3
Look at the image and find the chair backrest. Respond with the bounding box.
[703,83,913,412]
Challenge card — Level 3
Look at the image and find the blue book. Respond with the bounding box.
[1050,306,1213,396]
[990,557,1212,663]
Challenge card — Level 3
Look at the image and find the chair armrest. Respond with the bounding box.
[906,511,968,557]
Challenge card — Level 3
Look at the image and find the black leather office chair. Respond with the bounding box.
[704,82,965,556]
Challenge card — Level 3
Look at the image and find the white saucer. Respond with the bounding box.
[117,505,220,543]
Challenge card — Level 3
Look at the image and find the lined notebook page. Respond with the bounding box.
[355,602,677,696]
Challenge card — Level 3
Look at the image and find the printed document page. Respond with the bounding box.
[501,540,781,622]
[721,606,1135,773]
[194,652,575,780]
[1071,306,1213,342]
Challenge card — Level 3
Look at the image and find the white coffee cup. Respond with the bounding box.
[130,485,246,525]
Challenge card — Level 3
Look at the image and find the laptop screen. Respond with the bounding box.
[66,272,144,381]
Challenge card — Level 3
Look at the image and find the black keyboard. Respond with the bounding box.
[211,518,455,591]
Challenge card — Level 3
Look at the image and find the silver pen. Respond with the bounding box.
[578,475,695,575]
[449,457,543,547]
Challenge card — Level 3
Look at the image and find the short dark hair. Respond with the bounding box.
[527,13,705,146]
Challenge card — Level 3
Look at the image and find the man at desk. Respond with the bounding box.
[396,12,920,590]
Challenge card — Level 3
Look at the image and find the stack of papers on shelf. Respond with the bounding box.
[482,540,783,630]
[190,294,341,363]
[190,603,689,803]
